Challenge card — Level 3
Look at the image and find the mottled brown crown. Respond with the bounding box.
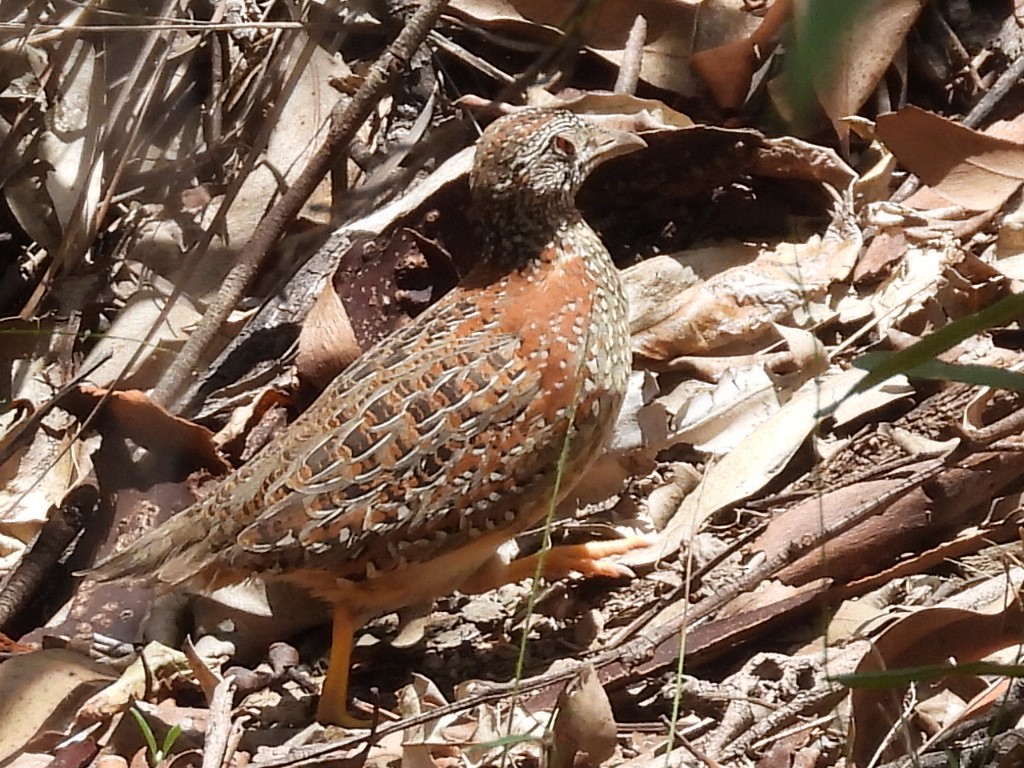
[469,110,640,261]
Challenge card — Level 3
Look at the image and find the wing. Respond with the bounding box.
[216,295,566,578]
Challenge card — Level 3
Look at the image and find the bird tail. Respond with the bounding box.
[85,502,218,587]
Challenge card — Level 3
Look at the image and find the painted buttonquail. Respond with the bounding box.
[89,109,647,726]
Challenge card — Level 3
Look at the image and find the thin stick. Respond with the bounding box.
[614,15,646,95]
[155,0,451,409]
[202,675,238,768]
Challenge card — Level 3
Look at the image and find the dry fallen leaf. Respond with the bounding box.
[296,276,363,391]
[629,230,860,362]
[645,368,868,569]
[449,0,703,96]
[0,649,116,762]
[61,385,230,476]
[227,40,348,237]
[877,105,1024,211]
[691,0,792,111]
[809,0,927,139]
[80,287,202,391]
[77,642,193,724]
[550,664,617,768]
[849,584,1024,766]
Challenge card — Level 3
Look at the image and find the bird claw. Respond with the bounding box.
[562,535,652,579]
[316,698,373,729]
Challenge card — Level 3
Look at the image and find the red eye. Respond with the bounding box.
[551,134,577,157]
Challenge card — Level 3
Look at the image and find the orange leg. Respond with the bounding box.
[507,536,651,582]
[462,536,651,593]
[316,608,371,728]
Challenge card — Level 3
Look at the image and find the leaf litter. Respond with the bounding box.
[3,1,1024,766]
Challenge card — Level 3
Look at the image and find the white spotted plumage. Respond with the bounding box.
[89,109,643,615]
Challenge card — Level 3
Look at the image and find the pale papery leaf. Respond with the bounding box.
[877,106,1024,211]
[39,38,104,244]
[830,376,914,428]
[646,368,867,565]
[672,364,779,455]
[868,237,958,335]
[847,575,1024,765]
[226,43,350,241]
[630,234,859,361]
[807,0,927,138]
[76,643,191,724]
[449,0,702,96]
[0,649,115,762]
[81,291,202,391]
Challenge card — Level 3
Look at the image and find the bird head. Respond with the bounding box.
[470,109,645,224]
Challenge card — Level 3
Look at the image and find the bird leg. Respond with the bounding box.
[316,537,649,724]
[461,536,651,593]
[316,607,371,728]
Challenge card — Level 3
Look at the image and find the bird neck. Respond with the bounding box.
[480,209,590,272]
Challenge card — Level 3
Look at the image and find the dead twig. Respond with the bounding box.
[613,15,646,95]
[155,0,452,410]
[202,675,239,768]
[0,484,98,630]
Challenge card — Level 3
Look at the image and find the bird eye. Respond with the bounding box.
[551,134,577,157]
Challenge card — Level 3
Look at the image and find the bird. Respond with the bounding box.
[87,108,647,727]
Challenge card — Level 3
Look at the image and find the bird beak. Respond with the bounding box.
[591,126,647,166]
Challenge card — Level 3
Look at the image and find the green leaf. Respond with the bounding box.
[867,358,1024,392]
[850,292,1024,395]
[160,724,183,760]
[834,661,1024,689]
[129,707,160,765]
[784,0,878,116]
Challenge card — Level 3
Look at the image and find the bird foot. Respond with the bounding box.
[479,536,647,589]
[316,609,373,728]
[316,697,373,729]
[531,535,653,580]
